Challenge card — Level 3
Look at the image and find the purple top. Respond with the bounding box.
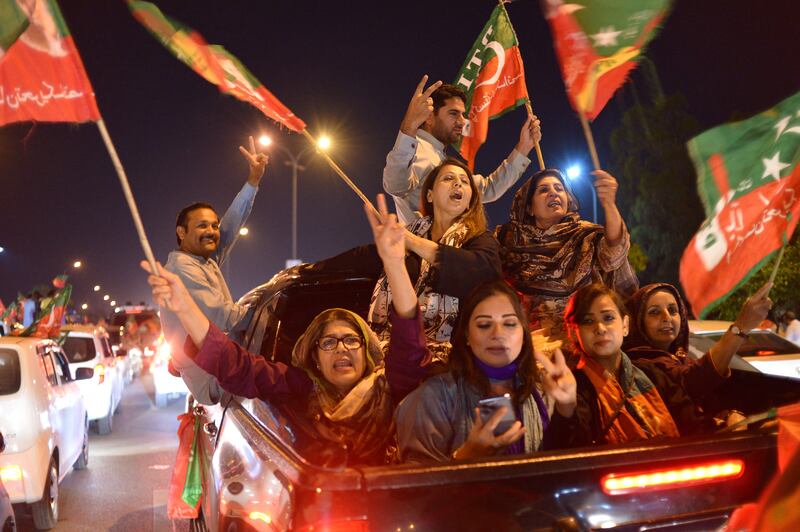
[184,309,432,407]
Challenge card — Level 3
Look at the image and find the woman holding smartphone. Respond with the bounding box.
[394,278,580,463]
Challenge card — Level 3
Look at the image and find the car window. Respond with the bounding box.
[101,337,114,358]
[690,331,800,357]
[40,351,59,386]
[51,348,72,383]
[0,348,21,396]
[62,336,97,363]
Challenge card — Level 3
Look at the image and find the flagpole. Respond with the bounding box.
[299,129,379,216]
[524,100,545,170]
[578,111,601,171]
[95,119,159,275]
[767,245,786,286]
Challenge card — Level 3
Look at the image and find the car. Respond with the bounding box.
[0,336,92,530]
[186,266,800,531]
[61,325,124,435]
[149,336,189,408]
[108,305,162,373]
[0,432,16,532]
[689,320,800,380]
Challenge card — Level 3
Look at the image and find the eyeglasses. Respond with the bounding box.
[317,335,363,351]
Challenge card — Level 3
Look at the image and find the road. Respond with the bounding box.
[13,371,191,532]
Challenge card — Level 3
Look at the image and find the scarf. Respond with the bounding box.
[580,352,680,444]
[368,215,469,360]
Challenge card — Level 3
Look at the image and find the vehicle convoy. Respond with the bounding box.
[61,325,124,435]
[187,267,800,531]
[0,336,93,530]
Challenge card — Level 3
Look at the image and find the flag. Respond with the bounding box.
[128,1,305,132]
[0,0,100,124]
[454,3,528,170]
[15,283,71,338]
[168,412,204,518]
[542,0,671,120]
[679,91,800,317]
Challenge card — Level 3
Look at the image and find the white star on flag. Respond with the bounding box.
[761,151,790,181]
[590,26,622,47]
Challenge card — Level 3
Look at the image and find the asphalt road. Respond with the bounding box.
[13,371,191,532]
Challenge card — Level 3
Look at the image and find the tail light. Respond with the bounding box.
[95,363,106,384]
[295,519,370,531]
[601,459,744,495]
[0,464,22,482]
[756,350,777,356]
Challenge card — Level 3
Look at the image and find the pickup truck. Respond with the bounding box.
[189,266,800,531]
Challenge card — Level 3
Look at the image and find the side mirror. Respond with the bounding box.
[75,367,95,380]
[0,431,5,453]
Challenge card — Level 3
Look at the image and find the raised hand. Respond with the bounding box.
[239,135,269,186]
[364,194,406,264]
[139,260,192,314]
[735,281,773,331]
[454,407,526,460]
[534,348,577,417]
[399,75,443,137]
[592,170,619,208]
[515,114,542,156]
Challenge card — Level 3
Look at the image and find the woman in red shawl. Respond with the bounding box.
[624,282,773,434]
[496,168,638,348]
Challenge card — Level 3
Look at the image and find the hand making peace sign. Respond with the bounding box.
[400,75,444,137]
[239,135,269,186]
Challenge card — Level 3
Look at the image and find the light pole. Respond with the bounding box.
[258,134,332,267]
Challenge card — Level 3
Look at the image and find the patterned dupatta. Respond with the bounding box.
[368,215,469,360]
[580,353,680,444]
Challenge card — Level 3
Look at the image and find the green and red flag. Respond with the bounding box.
[0,0,100,125]
[679,91,800,317]
[542,0,671,120]
[454,3,528,170]
[15,283,72,338]
[128,0,305,132]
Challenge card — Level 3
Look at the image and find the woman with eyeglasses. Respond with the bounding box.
[140,196,432,465]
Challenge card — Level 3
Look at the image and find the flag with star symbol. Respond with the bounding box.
[680,91,800,317]
[541,0,671,120]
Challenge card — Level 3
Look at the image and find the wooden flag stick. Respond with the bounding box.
[96,119,159,275]
[299,129,379,216]
[578,111,601,171]
[524,100,545,170]
[768,244,786,286]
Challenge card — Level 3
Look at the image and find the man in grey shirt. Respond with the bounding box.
[383,75,542,224]
[160,138,268,404]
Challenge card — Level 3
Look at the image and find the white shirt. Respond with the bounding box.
[785,319,800,345]
[382,129,530,223]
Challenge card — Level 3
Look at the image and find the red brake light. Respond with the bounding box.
[295,519,370,532]
[95,364,105,384]
[756,350,777,356]
[601,459,745,495]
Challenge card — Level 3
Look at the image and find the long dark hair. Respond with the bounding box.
[420,158,487,242]
[448,280,538,404]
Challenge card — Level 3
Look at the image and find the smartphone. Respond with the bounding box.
[478,394,517,436]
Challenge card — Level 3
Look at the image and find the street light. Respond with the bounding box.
[564,163,597,223]
[81,303,88,310]
[110,300,116,306]
[73,260,82,269]
[259,133,332,266]
[103,295,110,301]
[239,227,249,236]
[93,285,100,292]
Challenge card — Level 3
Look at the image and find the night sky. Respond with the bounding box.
[1,0,798,314]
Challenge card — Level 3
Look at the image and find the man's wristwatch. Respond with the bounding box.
[729,324,749,338]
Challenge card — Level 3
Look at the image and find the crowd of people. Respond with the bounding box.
[141,79,780,466]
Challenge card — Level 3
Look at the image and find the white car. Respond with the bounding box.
[0,336,92,530]
[149,338,189,408]
[689,320,800,380]
[61,325,124,434]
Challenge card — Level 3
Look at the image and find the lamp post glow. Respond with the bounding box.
[93,285,100,292]
[73,260,82,269]
[261,134,333,266]
[103,295,110,301]
[110,300,116,306]
[81,303,88,310]
[239,227,249,236]
[564,163,597,223]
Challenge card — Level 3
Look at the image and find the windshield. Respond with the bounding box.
[690,331,800,357]
[0,348,21,395]
[63,336,97,363]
